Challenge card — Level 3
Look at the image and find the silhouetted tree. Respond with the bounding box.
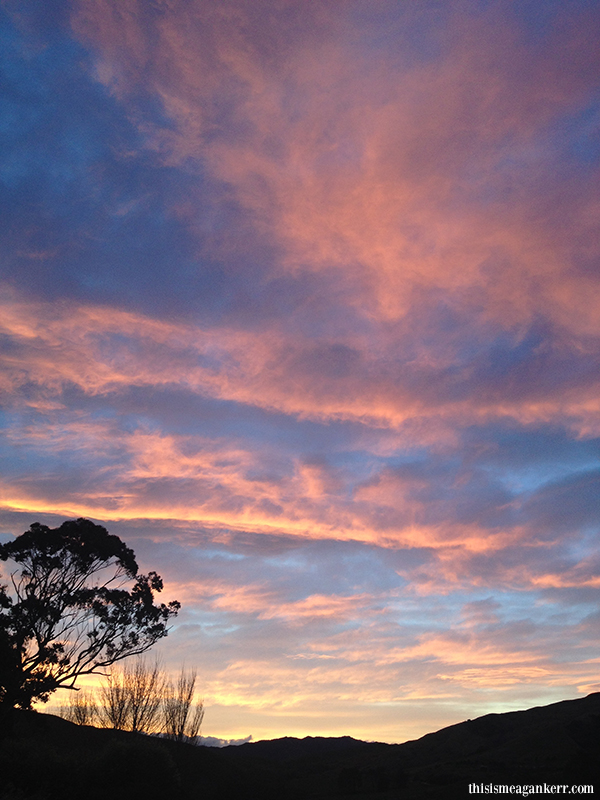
[162,667,204,743]
[0,518,180,710]
[61,688,98,726]
[124,658,166,733]
[99,666,131,730]
[99,657,165,733]
[0,581,19,707]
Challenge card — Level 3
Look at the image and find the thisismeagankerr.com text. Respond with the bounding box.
[469,784,594,796]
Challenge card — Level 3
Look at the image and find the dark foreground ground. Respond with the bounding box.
[1,693,599,799]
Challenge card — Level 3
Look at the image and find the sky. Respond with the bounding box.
[1,0,599,745]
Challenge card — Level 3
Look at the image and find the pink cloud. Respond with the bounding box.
[3,291,600,440]
[71,0,600,340]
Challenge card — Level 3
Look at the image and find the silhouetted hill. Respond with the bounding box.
[228,734,380,760]
[1,693,599,799]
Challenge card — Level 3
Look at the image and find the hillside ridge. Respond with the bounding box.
[1,693,599,799]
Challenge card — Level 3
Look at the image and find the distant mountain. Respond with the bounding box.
[1,693,599,799]
[219,692,600,797]
[226,733,379,760]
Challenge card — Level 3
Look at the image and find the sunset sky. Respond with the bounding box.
[1,0,600,744]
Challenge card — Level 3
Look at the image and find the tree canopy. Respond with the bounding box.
[0,518,180,710]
